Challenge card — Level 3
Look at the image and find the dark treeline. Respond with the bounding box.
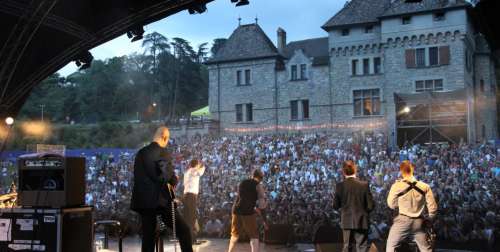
[19,33,227,124]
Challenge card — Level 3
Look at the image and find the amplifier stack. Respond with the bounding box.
[0,154,93,252]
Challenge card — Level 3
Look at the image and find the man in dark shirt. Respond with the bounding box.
[227,169,267,252]
[333,160,375,252]
[130,126,192,252]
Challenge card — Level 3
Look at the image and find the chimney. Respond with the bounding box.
[277,27,286,53]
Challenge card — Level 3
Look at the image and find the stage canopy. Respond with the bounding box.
[0,0,214,119]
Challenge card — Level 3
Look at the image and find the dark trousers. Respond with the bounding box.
[183,193,198,242]
[342,229,369,252]
[139,208,193,252]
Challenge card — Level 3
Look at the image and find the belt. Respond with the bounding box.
[399,214,423,219]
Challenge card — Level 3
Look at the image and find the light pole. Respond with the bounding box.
[0,117,15,159]
[39,104,45,122]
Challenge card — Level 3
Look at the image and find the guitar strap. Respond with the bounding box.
[396,181,426,197]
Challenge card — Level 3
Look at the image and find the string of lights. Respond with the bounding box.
[224,121,387,133]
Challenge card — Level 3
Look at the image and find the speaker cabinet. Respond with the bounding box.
[263,224,294,245]
[18,155,85,208]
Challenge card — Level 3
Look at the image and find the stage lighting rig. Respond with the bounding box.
[404,0,423,2]
[74,51,93,70]
[236,0,250,7]
[127,25,145,42]
[231,0,249,7]
[188,2,207,14]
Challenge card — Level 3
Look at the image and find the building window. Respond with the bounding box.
[341,29,350,36]
[290,100,309,120]
[245,69,251,85]
[374,57,382,74]
[406,46,450,68]
[434,12,445,21]
[480,79,485,93]
[402,16,412,25]
[429,47,439,66]
[416,48,426,67]
[235,104,243,122]
[365,25,374,33]
[415,79,444,92]
[363,58,370,75]
[302,100,309,119]
[351,59,358,76]
[246,103,253,122]
[291,65,298,80]
[300,64,307,80]
[236,70,242,86]
[353,89,381,116]
[290,100,298,120]
[236,103,252,122]
[465,49,473,72]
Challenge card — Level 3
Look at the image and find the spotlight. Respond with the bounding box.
[74,51,93,70]
[188,3,207,14]
[127,25,144,42]
[403,106,411,114]
[5,117,14,126]
[235,0,250,7]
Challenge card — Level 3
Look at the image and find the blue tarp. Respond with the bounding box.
[0,148,137,161]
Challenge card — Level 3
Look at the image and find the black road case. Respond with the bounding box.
[0,207,93,252]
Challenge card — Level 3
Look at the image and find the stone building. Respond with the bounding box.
[206,0,498,146]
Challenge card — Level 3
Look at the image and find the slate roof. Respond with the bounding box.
[207,24,280,64]
[282,37,330,66]
[322,0,392,30]
[322,0,470,30]
[381,0,470,18]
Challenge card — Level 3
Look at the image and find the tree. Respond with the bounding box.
[196,42,209,63]
[142,32,170,69]
[18,32,209,126]
[210,38,227,58]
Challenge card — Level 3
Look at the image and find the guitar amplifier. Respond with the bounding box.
[0,207,93,252]
[18,155,85,208]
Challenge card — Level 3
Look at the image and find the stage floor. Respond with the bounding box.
[100,237,313,252]
[99,237,476,252]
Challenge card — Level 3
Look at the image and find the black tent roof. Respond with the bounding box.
[0,0,214,119]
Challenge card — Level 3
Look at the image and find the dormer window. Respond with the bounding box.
[402,16,412,25]
[434,12,445,21]
[291,65,298,80]
[365,25,374,33]
[300,64,307,80]
[341,29,350,36]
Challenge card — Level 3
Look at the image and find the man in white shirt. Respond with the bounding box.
[183,159,205,243]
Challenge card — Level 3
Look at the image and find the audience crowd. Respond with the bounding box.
[1,132,499,248]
